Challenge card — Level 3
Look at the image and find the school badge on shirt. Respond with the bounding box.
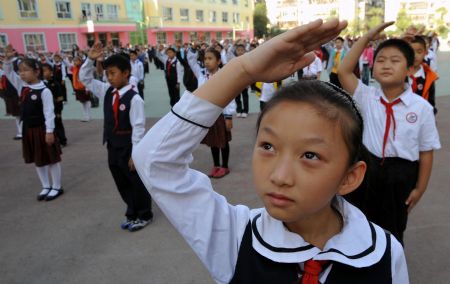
[418,84,423,91]
[119,104,126,111]
[31,94,37,100]
[406,112,418,123]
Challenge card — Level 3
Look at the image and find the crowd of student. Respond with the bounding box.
[0,19,444,283]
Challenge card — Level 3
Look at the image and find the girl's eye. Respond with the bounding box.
[302,152,319,160]
[261,143,274,151]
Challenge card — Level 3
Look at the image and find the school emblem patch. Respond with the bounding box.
[119,104,126,111]
[406,112,418,123]
[31,94,37,100]
[418,84,423,91]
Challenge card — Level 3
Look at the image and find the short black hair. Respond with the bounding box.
[335,36,344,42]
[129,49,138,55]
[235,44,246,49]
[374,39,415,68]
[41,63,53,71]
[166,47,176,53]
[103,54,131,73]
[410,35,427,50]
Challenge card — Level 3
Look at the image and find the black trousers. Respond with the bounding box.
[54,102,67,145]
[61,82,68,102]
[138,81,145,100]
[107,144,153,221]
[166,78,180,107]
[346,154,418,245]
[235,87,249,114]
[329,72,342,88]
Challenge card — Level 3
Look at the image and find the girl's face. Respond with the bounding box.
[204,52,220,72]
[74,58,82,66]
[19,64,40,84]
[252,101,353,224]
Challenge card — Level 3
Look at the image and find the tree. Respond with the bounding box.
[254,1,269,38]
[435,7,449,39]
[365,7,384,30]
[395,8,412,33]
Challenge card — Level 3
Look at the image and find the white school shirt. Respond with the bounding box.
[260,83,276,102]
[186,49,236,116]
[3,60,54,132]
[353,80,441,161]
[302,56,322,77]
[132,91,408,284]
[425,49,438,72]
[156,50,184,84]
[130,59,144,81]
[79,58,146,146]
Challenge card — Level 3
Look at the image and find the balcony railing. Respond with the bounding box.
[79,15,136,24]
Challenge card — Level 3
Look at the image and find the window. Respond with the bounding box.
[180,9,189,22]
[106,5,118,20]
[204,32,211,42]
[111,33,119,46]
[189,32,197,42]
[86,33,95,47]
[222,12,228,23]
[215,32,222,41]
[56,1,71,19]
[156,32,167,44]
[58,33,77,50]
[233,13,240,24]
[174,32,183,43]
[18,0,38,18]
[81,3,91,19]
[23,33,46,52]
[196,10,204,22]
[244,0,248,7]
[221,0,227,3]
[95,4,104,20]
[226,31,232,39]
[98,33,107,46]
[232,0,238,4]
[163,7,173,21]
[210,11,216,22]
[0,34,8,48]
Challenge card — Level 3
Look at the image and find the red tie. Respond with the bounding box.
[380,97,402,162]
[20,87,31,102]
[1,75,7,90]
[301,260,328,284]
[410,76,417,93]
[166,60,172,75]
[112,91,120,130]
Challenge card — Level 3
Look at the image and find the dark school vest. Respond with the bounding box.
[20,87,46,128]
[53,64,63,82]
[2,75,19,98]
[413,76,426,97]
[103,87,136,147]
[229,218,392,284]
[165,59,178,82]
[44,78,63,103]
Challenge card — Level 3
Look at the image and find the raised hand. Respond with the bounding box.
[88,42,104,60]
[238,18,347,83]
[366,21,395,41]
[5,44,16,60]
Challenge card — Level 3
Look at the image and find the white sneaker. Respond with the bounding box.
[236,113,242,118]
[241,113,248,118]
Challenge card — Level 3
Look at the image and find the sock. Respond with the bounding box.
[49,162,61,189]
[35,166,50,189]
[82,101,91,120]
[221,143,230,168]
[15,117,22,137]
[211,147,220,167]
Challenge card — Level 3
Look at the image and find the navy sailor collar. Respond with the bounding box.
[250,196,387,268]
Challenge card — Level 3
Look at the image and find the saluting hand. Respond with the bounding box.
[88,42,104,61]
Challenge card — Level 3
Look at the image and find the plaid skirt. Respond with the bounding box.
[22,126,62,167]
[75,89,91,103]
[201,114,232,148]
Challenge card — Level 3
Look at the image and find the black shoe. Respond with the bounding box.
[45,188,64,201]
[13,135,22,140]
[128,218,152,232]
[37,188,51,201]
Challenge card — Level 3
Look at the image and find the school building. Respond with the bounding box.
[144,0,254,44]
[0,0,145,53]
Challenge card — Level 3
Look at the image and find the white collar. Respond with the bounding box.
[250,197,387,268]
[25,81,46,89]
[376,83,414,107]
[113,84,133,97]
[414,65,425,79]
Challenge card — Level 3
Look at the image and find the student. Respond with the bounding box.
[4,45,63,201]
[79,42,153,232]
[300,54,322,80]
[338,22,441,245]
[42,63,67,147]
[133,19,408,283]
[52,54,68,103]
[0,58,23,140]
[233,44,250,118]
[72,56,91,122]
[187,46,235,178]
[409,36,439,114]
[324,36,347,88]
[129,49,145,99]
[256,81,282,111]
[360,43,374,85]
[156,46,184,107]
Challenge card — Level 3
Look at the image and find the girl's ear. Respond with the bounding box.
[337,161,367,196]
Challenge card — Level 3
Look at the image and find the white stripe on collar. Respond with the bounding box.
[25,81,46,89]
[250,197,387,268]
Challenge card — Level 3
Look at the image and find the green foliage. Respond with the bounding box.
[365,7,384,30]
[254,1,269,37]
[395,8,412,32]
[435,7,449,39]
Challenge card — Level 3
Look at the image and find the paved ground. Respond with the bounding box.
[0,53,449,283]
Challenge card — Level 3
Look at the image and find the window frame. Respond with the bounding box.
[106,4,118,20]
[0,33,9,49]
[195,10,204,22]
[17,0,39,19]
[55,0,72,19]
[23,32,47,53]
[180,8,189,22]
[57,32,77,51]
[163,7,173,21]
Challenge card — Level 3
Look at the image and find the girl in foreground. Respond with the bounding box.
[133,19,408,283]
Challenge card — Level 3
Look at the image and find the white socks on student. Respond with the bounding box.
[15,117,22,137]
[82,101,91,121]
[35,162,62,196]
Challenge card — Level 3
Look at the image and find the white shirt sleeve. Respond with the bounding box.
[187,49,202,79]
[130,95,146,146]
[42,88,55,133]
[61,63,67,79]
[352,80,374,113]
[418,104,441,151]
[132,92,250,283]
[390,235,410,284]
[176,61,184,84]
[79,58,111,99]
[138,61,144,81]
[3,59,23,93]
[156,51,168,64]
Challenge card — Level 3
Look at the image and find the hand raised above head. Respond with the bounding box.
[366,21,395,41]
[88,42,104,60]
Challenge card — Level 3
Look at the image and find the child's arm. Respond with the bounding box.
[79,43,111,99]
[186,48,202,78]
[390,235,409,283]
[42,88,56,145]
[338,22,394,94]
[3,45,23,92]
[176,60,184,87]
[405,150,433,213]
